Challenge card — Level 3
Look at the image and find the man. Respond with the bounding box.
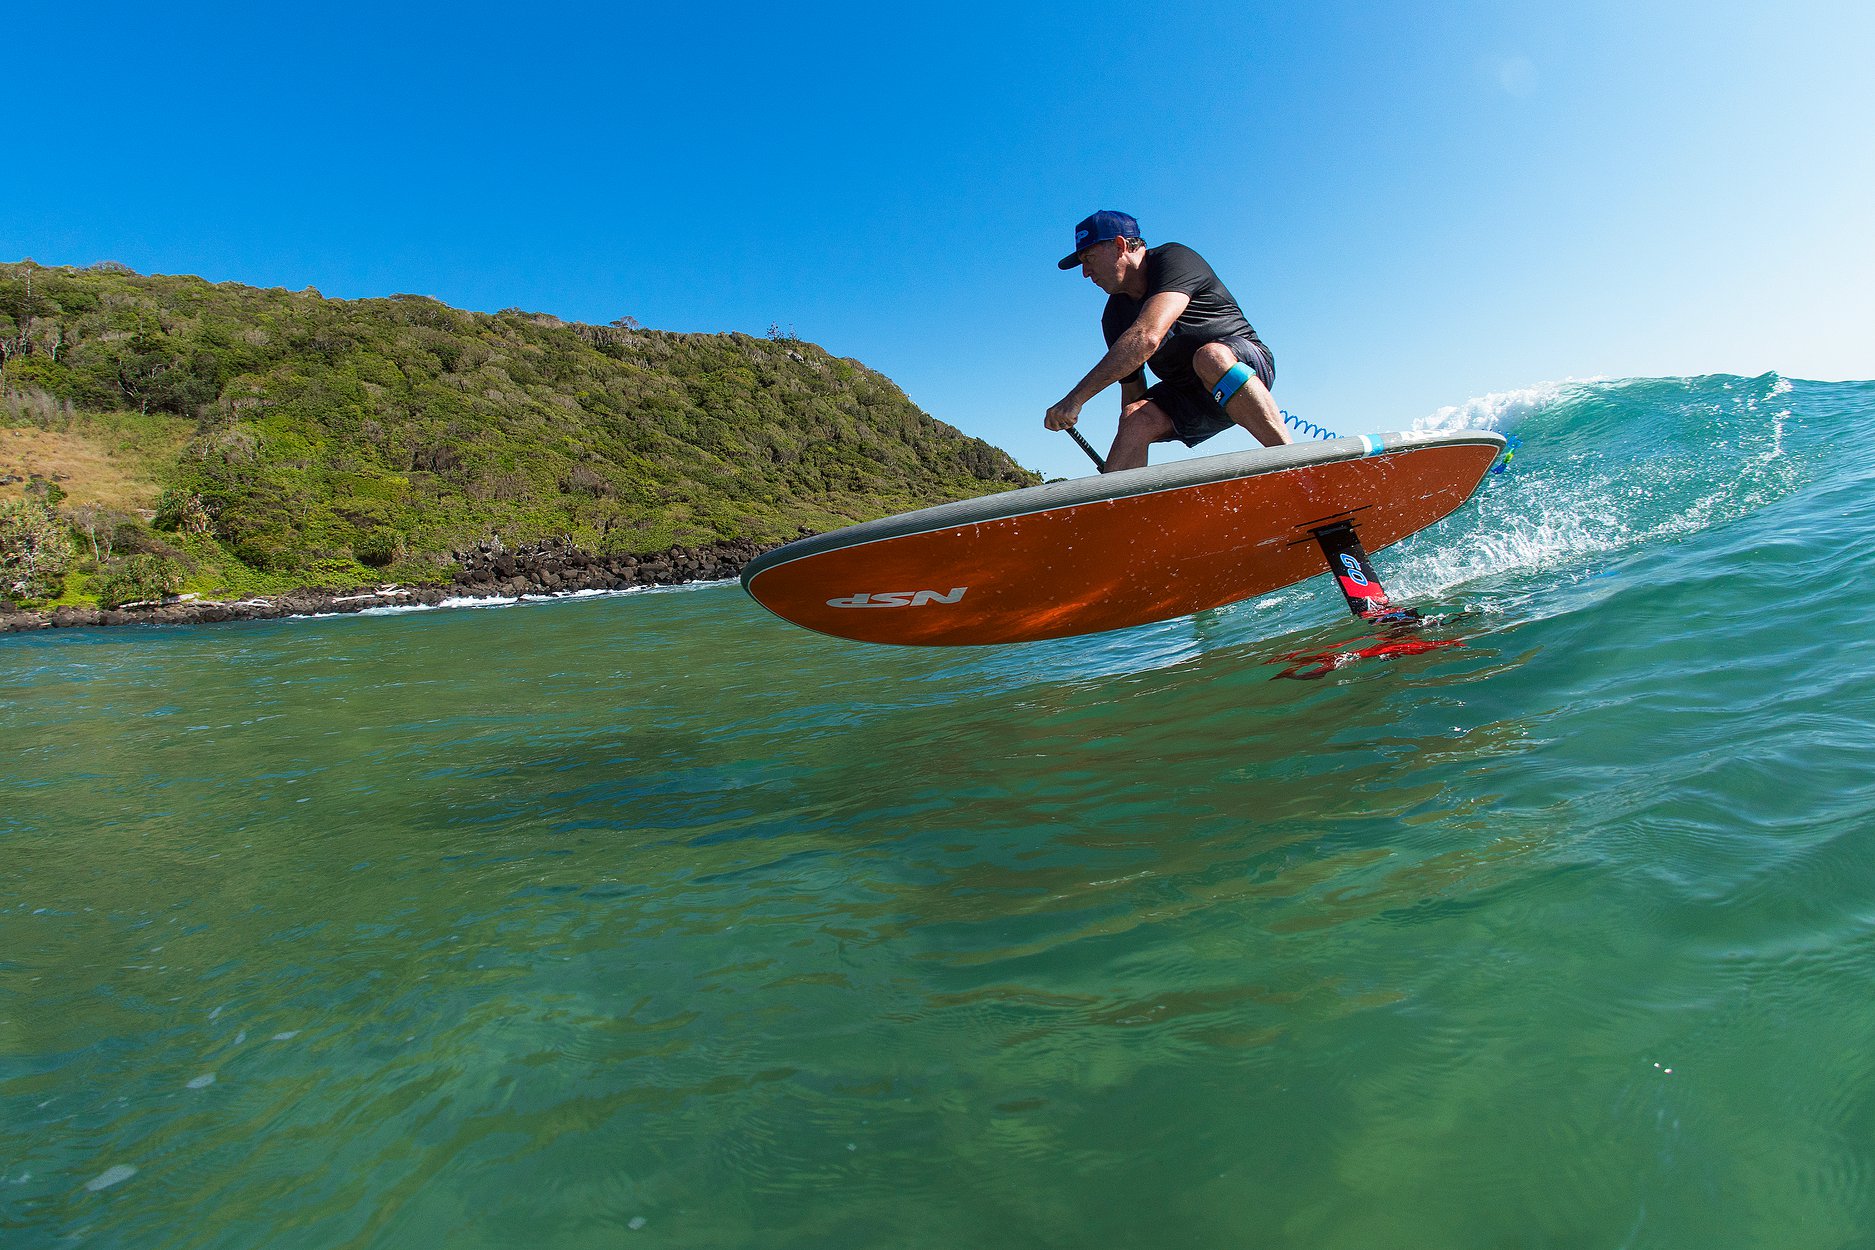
[1045,210,1289,472]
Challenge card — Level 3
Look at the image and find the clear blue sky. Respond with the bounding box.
[10,1,1872,479]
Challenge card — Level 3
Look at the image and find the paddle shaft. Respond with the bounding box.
[1066,425,1107,472]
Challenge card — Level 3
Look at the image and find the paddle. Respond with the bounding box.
[1065,425,1107,472]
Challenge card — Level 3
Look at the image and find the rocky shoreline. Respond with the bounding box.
[0,534,796,634]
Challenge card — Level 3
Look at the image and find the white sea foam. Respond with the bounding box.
[1388,379,1802,608]
[85,1164,137,1192]
[346,597,505,617]
[438,594,522,610]
[1387,503,1627,604]
[1412,377,1600,433]
[319,584,689,620]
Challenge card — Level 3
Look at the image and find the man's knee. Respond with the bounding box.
[1192,341,1238,383]
[1119,399,1176,441]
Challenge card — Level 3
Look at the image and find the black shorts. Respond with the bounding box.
[1146,336,1276,447]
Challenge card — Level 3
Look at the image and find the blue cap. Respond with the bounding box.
[1058,210,1141,269]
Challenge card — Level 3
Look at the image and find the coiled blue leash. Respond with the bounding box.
[1279,410,1340,440]
[1283,410,1521,474]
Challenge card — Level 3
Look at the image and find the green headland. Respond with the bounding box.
[0,259,1036,614]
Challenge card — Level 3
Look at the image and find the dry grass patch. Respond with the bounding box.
[1,418,188,512]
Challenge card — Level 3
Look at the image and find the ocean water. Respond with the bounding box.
[4,373,1874,1249]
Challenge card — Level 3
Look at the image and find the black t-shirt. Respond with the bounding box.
[1101,242,1263,392]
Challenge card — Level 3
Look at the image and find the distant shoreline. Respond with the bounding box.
[0,534,794,634]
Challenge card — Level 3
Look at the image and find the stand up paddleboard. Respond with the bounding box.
[742,429,1505,646]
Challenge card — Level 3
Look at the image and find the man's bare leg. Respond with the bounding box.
[1192,343,1291,447]
[1105,398,1176,472]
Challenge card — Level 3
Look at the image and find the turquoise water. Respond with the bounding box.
[5,374,1874,1248]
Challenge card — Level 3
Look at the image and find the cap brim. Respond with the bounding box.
[1057,251,1083,270]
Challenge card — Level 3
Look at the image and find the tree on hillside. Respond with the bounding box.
[109,321,220,416]
[0,273,56,364]
[0,496,76,601]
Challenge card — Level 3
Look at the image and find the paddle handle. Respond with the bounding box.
[1066,425,1107,473]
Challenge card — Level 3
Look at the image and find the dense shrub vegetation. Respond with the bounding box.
[92,553,185,608]
[0,260,1036,603]
[0,495,74,601]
